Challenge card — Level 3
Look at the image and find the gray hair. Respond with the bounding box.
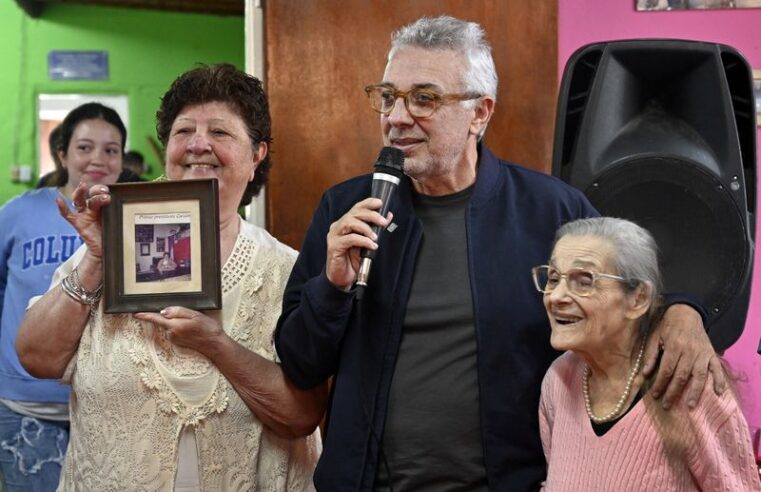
[554,217,663,334]
[389,15,498,100]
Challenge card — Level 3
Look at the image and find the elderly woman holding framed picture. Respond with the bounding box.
[17,64,326,491]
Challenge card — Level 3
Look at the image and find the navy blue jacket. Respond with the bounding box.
[275,145,599,491]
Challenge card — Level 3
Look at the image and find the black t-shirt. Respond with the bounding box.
[374,185,488,491]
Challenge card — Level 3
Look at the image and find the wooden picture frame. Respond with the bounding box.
[102,179,221,313]
[636,0,761,10]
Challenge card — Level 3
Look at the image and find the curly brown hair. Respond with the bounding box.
[156,63,272,206]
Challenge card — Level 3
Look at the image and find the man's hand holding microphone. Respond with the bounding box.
[325,147,404,299]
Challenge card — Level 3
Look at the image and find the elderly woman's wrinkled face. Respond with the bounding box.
[165,101,266,217]
[543,235,644,354]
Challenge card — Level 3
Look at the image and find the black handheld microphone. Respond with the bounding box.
[356,147,405,297]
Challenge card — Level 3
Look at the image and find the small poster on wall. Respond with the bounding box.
[48,51,109,80]
[637,0,761,10]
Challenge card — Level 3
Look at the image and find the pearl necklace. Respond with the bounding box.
[582,339,646,424]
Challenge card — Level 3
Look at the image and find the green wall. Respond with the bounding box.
[0,2,244,204]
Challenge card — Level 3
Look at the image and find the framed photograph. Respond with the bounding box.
[637,0,761,11]
[102,179,221,313]
[754,69,761,126]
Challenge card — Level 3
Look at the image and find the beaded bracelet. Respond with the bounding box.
[60,267,103,307]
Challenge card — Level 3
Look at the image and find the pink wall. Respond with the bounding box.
[559,1,761,433]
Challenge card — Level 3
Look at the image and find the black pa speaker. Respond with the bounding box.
[553,39,757,352]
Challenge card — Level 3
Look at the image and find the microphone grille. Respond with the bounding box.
[375,146,405,176]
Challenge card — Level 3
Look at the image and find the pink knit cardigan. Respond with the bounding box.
[539,352,761,491]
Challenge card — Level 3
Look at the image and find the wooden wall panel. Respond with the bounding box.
[265,1,558,249]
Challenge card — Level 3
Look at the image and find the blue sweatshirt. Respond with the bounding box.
[0,187,82,403]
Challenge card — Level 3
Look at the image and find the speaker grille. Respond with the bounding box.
[585,157,751,350]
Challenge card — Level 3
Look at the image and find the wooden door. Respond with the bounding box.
[265,1,558,249]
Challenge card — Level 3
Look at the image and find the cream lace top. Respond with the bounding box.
[39,219,319,491]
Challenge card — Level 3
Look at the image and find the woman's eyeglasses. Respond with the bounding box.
[531,265,634,297]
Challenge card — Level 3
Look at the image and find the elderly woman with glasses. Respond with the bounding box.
[534,217,760,491]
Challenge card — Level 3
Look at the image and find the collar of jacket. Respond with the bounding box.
[392,142,501,217]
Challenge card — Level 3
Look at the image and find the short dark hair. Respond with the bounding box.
[55,102,127,187]
[48,125,63,170]
[123,150,144,166]
[37,125,64,188]
[156,63,272,207]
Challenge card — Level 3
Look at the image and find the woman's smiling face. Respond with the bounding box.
[164,101,266,219]
[60,118,123,191]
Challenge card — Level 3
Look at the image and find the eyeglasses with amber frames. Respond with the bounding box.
[531,265,636,297]
[364,84,482,118]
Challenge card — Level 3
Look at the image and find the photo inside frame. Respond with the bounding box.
[122,200,203,295]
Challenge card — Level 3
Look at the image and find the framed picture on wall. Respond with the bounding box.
[102,179,221,313]
[135,224,154,243]
[637,0,761,10]
[754,70,761,126]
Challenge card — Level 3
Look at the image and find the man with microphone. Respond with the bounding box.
[275,15,722,491]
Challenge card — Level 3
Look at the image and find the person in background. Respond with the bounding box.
[156,252,177,275]
[118,150,147,182]
[536,217,761,491]
[0,102,124,491]
[36,126,63,189]
[123,150,146,177]
[17,64,326,491]
[274,15,722,491]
